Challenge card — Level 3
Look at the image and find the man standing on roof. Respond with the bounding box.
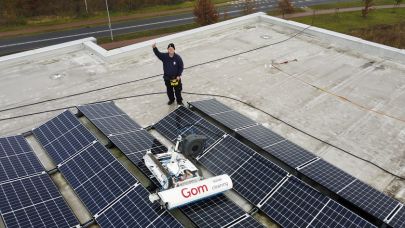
[153,42,184,105]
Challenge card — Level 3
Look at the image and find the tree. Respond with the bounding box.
[395,0,403,6]
[193,0,219,26]
[243,0,256,15]
[278,0,294,17]
[362,0,373,17]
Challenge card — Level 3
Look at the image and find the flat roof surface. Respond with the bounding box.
[0,13,404,227]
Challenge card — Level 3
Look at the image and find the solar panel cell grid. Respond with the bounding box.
[189,99,233,115]
[198,136,254,176]
[91,115,142,135]
[261,176,329,228]
[78,101,125,120]
[96,185,182,228]
[388,205,405,228]
[0,136,44,183]
[33,111,81,145]
[309,200,376,228]
[230,215,265,228]
[236,124,285,148]
[154,106,203,142]
[299,159,356,193]
[182,194,245,228]
[231,153,287,205]
[211,111,257,130]
[59,142,138,215]
[0,173,79,228]
[338,180,400,221]
[265,140,317,168]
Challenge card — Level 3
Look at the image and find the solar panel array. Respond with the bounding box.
[59,142,138,215]
[0,134,79,228]
[189,99,316,168]
[0,135,44,183]
[155,106,377,228]
[189,99,403,226]
[32,108,181,227]
[0,173,79,228]
[77,102,167,186]
[95,184,182,228]
[181,194,263,228]
[32,110,96,165]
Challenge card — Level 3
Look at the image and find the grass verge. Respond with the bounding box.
[309,0,397,10]
[292,8,405,48]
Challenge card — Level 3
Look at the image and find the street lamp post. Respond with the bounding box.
[105,0,114,41]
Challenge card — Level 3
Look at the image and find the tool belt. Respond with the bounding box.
[170,79,179,87]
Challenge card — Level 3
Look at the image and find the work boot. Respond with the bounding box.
[177,101,184,106]
[167,100,175,105]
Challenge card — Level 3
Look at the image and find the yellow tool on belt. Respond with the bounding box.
[170,79,179,86]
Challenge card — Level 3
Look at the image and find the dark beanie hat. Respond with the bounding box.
[168,43,175,49]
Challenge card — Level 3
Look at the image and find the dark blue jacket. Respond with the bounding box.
[153,47,184,80]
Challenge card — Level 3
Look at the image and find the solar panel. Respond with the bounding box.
[0,135,44,183]
[0,173,79,228]
[229,215,265,228]
[189,99,232,115]
[388,205,405,228]
[109,130,167,183]
[308,199,376,228]
[95,184,182,228]
[299,158,356,193]
[198,136,255,176]
[59,142,138,215]
[182,194,248,228]
[154,106,225,149]
[235,124,285,148]
[77,101,126,119]
[264,140,317,168]
[210,110,257,130]
[231,153,287,205]
[338,179,400,221]
[33,110,96,164]
[261,176,329,227]
[154,106,204,142]
[77,102,142,135]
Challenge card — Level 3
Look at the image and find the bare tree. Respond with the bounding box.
[362,0,373,17]
[193,0,219,26]
[243,0,257,15]
[278,0,294,17]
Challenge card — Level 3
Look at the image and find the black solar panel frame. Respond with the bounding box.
[210,110,257,130]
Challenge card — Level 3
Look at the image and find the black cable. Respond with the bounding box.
[1,91,403,180]
[0,24,312,114]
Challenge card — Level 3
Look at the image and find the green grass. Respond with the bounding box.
[292,8,405,33]
[97,23,200,44]
[267,7,307,16]
[309,0,397,10]
[292,8,405,48]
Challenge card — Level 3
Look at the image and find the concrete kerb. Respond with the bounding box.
[0,37,97,67]
[258,14,405,64]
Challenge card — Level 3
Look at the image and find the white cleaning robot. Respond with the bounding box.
[144,135,233,209]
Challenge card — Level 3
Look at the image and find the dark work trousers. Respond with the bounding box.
[164,79,182,102]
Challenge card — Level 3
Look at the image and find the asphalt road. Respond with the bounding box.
[0,0,340,56]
